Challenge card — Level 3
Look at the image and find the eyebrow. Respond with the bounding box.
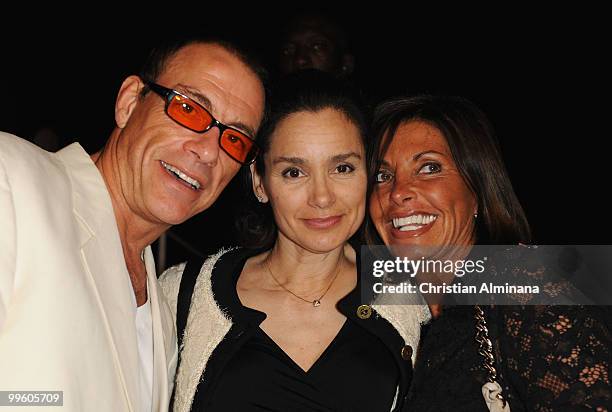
[273,156,305,166]
[413,150,446,161]
[378,150,445,168]
[331,152,362,162]
[272,152,362,166]
[177,83,256,137]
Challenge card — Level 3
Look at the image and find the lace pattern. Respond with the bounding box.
[498,305,610,411]
[405,304,610,411]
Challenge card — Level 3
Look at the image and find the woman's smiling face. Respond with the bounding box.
[369,120,477,251]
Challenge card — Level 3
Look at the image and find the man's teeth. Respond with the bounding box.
[161,161,201,190]
[392,214,437,231]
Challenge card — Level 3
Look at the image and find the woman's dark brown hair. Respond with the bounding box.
[237,69,368,249]
[365,94,531,245]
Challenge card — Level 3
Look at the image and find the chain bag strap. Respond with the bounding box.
[475,305,510,412]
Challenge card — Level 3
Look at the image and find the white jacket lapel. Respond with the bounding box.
[57,144,139,411]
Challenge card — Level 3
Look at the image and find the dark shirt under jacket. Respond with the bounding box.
[189,247,415,412]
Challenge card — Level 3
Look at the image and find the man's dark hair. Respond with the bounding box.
[138,36,268,97]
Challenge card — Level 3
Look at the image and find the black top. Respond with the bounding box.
[189,247,412,412]
[209,319,398,411]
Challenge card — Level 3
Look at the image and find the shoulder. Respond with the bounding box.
[1,132,45,155]
[0,134,90,205]
[497,304,611,344]
[0,132,59,175]
[158,262,187,318]
[0,136,85,232]
[371,285,432,327]
[158,247,239,316]
[374,301,432,326]
[372,302,431,366]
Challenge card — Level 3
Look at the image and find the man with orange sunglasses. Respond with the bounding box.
[0,38,265,411]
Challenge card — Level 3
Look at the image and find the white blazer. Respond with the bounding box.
[0,133,178,411]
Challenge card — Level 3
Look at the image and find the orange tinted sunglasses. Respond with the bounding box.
[145,81,259,165]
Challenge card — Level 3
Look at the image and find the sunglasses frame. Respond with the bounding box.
[144,81,259,165]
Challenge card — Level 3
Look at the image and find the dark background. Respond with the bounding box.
[1,8,608,270]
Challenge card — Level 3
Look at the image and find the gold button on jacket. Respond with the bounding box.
[357,304,372,319]
[401,345,413,360]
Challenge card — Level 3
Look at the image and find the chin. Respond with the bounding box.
[383,233,431,256]
[152,204,194,226]
[304,236,351,254]
[154,192,214,225]
[158,213,191,226]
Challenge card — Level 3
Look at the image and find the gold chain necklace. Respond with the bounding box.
[265,256,342,307]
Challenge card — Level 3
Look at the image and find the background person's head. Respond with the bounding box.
[366,94,531,249]
[101,38,266,229]
[278,13,355,78]
[239,70,368,252]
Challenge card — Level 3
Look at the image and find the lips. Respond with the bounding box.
[389,212,437,238]
[392,213,437,231]
[160,161,202,191]
[303,215,342,229]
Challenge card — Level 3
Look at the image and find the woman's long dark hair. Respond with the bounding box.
[365,94,531,245]
[236,69,368,249]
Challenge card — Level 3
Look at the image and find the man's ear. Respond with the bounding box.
[250,162,268,203]
[115,75,144,129]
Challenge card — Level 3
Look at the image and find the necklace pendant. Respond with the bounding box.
[313,299,321,307]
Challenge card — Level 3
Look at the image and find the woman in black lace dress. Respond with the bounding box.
[366,95,611,411]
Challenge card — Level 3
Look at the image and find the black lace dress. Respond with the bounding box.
[404,246,611,411]
[404,305,611,411]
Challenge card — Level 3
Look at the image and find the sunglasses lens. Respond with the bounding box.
[220,130,257,164]
[161,90,258,164]
[167,95,212,132]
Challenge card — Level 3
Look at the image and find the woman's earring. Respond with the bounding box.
[473,212,478,219]
[256,195,263,203]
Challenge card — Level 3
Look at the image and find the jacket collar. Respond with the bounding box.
[208,245,416,333]
[210,247,267,326]
[56,144,139,411]
[55,143,173,411]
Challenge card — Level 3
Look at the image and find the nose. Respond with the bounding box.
[183,128,220,167]
[390,178,417,206]
[294,46,312,69]
[308,175,335,209]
